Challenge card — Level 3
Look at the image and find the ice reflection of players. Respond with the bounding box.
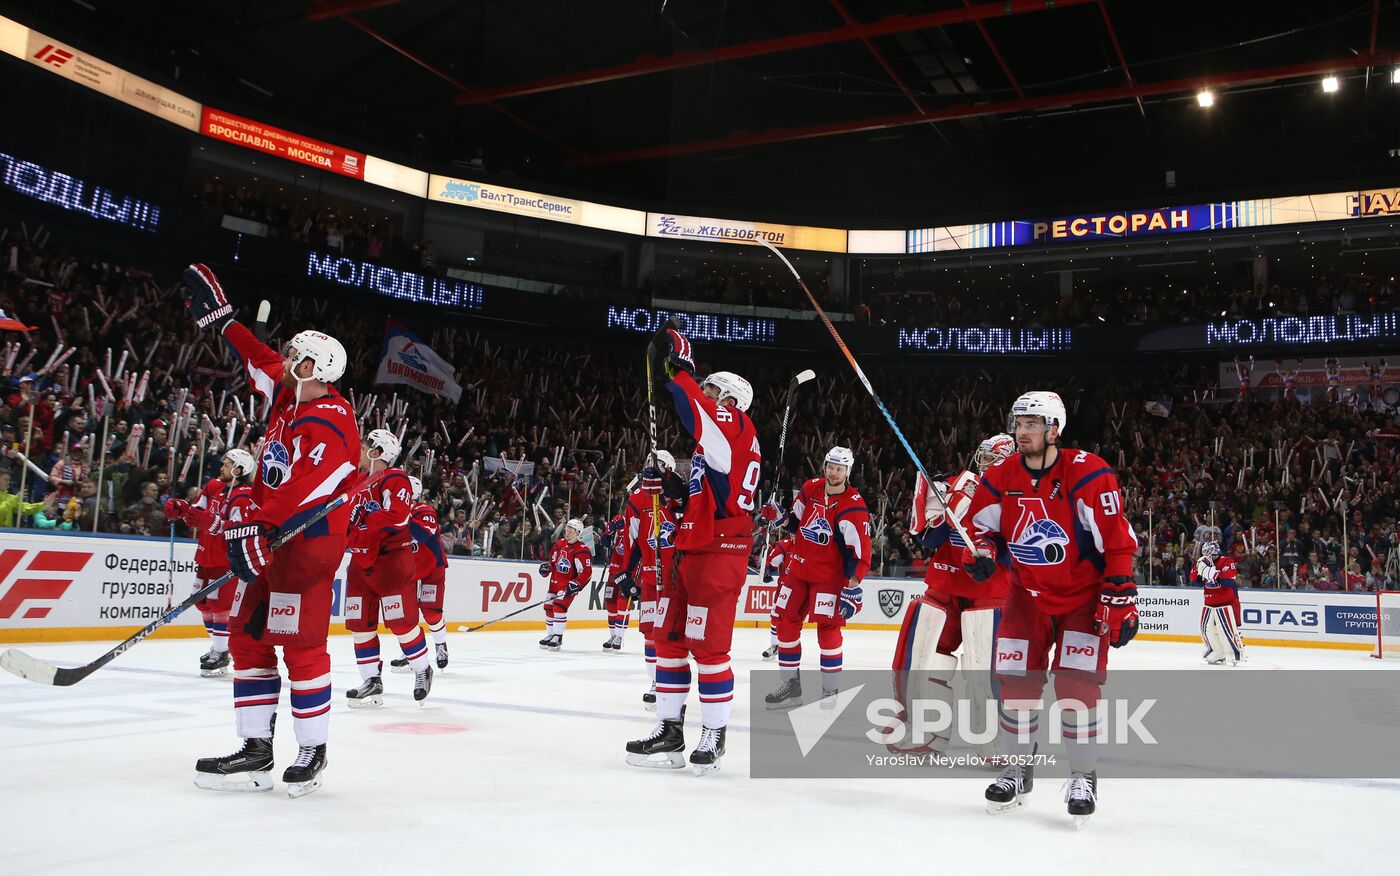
[1233,356,1254,406]
[1275,358,1303,401]
[1324,357,1342,403]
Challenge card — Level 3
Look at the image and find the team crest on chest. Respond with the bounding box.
[1007,498,1069,565]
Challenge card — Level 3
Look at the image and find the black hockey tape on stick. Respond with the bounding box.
[0,493,350,687]
[645,315,683,640]
[758,240,978,548]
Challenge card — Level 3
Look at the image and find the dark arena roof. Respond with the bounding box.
[6,0,1400,226]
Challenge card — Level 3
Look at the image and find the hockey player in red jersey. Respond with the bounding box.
[763,446,871,709]
[539,518,592,651]
[1192,541,1244,665]
[886,433,1014,759]
[962,391,1137,826]
[390,476,450,672]
[343,430,433,707]
[183,263,359,799]
[626,328,761,776]
[608,452,682,707]
[163,447,256,677]
[760,532,797,660]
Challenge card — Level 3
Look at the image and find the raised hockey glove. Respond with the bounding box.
[162,498,190,521]
[182,263,235,333]
[663,328,694,379]
[1094,576,1138,648]
[538,561,553,577]
[640,465,664,495]
[961,538,999,582]
[661,471,687,503]
[224,521,272,584]
[838,585,863,620]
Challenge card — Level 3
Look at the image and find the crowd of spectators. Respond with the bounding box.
[1,222,1397,596]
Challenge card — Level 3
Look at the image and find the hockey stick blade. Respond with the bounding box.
[0,493,349,687]
[795,369,816,385]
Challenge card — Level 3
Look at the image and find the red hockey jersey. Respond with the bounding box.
[547,538,592,591]
[224,322,359,540]
[189,478,255,573]
[965,448,1136,613]
[608,487,677,586]
[765,535,796,579]
[912,470,1010,600]
[408,500,448,580]
[783,477,872,585]
[346,467,414,568]
[666,371,761,552]
[1191,555,1239,607]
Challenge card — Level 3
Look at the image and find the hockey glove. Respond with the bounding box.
[961,538,999,582]
[614,571,640,601]
[182,264,235,333]
[762,568,775,584]
[640,465,663,495]
[663,328,694,379]
[538,561,552,577]
[224,521,272,584]
[661,471,687,503]
[162,498,190,521]
[838,585,863,620]
[1094,576,1138,648]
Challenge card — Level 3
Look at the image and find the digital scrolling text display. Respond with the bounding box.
[0,152,161,233]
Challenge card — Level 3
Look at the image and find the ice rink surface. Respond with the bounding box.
[2,627,1398,876]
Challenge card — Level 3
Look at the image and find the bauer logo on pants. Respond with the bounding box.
[878,589,904,618]
[267,592,302,635]
[685,604,709,639]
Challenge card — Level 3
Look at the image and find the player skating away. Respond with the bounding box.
[887,434,1015,760]
[762,446,870,710]
[961,392,1138,827]
[606,451,681,655]
[183,263,359,798]
[760,533,797,660]
[626,328,760,776]
[162,448,256,676]
[343,430,433,707]
[539,518,592,651]
[390,476,450,672]
[1192,541,1245,665]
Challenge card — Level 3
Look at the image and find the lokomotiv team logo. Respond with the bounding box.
[261,440,290,489]
[645,520,676,551]
[799,514,832,546]
[1007,498,1069,565]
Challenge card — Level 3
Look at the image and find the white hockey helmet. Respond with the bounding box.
[1008,391,1067,437]
[974,433,1016,472]
[365,428,401,465]
[701,371,753,412]
[824,446,854,468]
[284,330,347,383]
[565,517,585,536]
[653,449,676,472]
[408,475,423,500]
[223,448,255,479]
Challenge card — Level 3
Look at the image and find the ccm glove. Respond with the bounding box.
[182,263,235,332]
[664,328,694,379]
[224,521,272,584]
[838,585,863,620]
[1094,576,1139,648]
[538,561,553,577]
[961,537,999,582]
[162,498,190,521]
[640,465,664,495]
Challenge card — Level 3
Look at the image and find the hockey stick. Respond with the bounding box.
[461,574,592,634]
[0,494,351,687]
[646,315,683,640]
[759,240,978,548]
[761,368,816,563]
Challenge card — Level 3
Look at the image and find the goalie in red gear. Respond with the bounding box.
[539,518,592,651]
[183,263,359,799]
[1192,541,1245,665]
[886,433,1014,760]
[762,445,870,711]
[625,327,761,776]
[343,429,433,708]
[163,447,256,677]
[962,391,1137,825]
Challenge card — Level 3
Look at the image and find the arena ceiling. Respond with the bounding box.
[9,0,1400,226]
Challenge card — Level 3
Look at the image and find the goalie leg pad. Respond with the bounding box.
[888,594,959,754]
[961,605,1005,762]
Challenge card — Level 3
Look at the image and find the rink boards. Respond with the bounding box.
[0,530,1378,650]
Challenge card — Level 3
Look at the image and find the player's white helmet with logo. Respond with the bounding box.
[701,371,753,412]
[974,434,1016,472]
[1008,391,1067,436]
[825,446,854,468]
[654,450,676,471]
[409,475,423,500]
[365,428,401,465]
[284,330,346,383]
[223,448,255,479]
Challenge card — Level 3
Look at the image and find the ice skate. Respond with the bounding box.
[761,643,779,661]
[985,757,1035,814]
[765,677,803,710]
[625,719,686,769]
[642,682,657,711]
[689,726,726,776]
[538,633,553,649]
[198,648,230,678]
[542,634,562,652]
[435,642,449,669]
[819,687,839,710]
[602,633,622,651]
[414,665,433,703]
[346,676,384,709]
[1063,770,1097,830]
[194,736,274,792]
[282,744,327,799]
[388,656,412,674]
